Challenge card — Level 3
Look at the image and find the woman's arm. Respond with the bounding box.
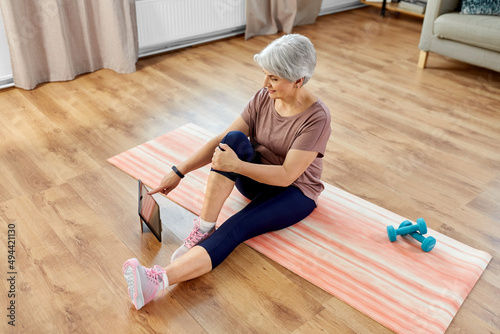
[212,145,318,187]
[149,116,249,195]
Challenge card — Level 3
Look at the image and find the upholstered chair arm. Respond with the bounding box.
[419,0,461,50]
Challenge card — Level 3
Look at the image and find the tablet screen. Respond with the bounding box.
[138,179,162,242]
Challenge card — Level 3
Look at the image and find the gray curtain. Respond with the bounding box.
[245,0,322,40]
[0,0,138,90]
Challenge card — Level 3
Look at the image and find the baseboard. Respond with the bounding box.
[138,26,246,58]
[0,74,14,90]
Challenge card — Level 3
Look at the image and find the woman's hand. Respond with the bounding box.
[211,143,240,173]
[148,171,182,195]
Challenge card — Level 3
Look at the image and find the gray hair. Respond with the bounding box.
[253,34,317,85]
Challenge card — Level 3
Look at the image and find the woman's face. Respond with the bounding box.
[261,68,296,100]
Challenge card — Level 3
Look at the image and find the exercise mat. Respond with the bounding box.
[108,123,491,334]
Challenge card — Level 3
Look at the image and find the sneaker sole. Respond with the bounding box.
[122,258,145,310]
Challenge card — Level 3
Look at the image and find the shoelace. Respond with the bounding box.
[183,226,209,248]
[145,265,167,296]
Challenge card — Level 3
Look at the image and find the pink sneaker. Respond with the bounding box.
[122,258,167,310]
[171,218,214,262]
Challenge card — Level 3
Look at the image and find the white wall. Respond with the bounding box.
[0,11,13,88]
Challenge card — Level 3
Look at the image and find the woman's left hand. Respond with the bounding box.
[212,143,240,173]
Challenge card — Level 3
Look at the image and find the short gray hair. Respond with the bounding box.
[253,34,317,85]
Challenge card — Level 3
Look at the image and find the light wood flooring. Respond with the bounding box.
[1,7,499,334]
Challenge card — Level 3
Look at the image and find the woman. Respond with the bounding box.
[123,34,331,310]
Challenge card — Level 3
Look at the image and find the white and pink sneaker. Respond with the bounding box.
[171,218,215,262]
[122,258,168,310]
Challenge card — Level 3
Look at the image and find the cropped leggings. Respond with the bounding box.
[198,131,316,269]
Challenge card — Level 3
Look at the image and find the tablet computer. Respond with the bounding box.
[138,179,162,242]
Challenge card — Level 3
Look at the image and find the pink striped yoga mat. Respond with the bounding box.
[108,123,492,334]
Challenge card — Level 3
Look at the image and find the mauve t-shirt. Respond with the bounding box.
[241,88,331,205]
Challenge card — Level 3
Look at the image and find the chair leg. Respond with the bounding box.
[418,50,429,69]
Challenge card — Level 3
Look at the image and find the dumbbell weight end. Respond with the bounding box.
[409,231,436,252]
[387,225,397,242]
[416,218,428,235]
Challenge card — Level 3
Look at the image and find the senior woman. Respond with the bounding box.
[122,34,331,310]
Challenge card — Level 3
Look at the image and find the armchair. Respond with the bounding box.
[418,0,500,72]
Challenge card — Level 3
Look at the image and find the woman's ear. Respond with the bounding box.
[295,77,304,88]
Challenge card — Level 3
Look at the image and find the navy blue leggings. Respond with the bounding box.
[198,131,316,269]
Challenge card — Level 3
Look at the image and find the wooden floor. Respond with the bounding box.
[1,7,499,333]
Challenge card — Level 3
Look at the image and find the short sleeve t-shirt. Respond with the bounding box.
[241,88,331,204]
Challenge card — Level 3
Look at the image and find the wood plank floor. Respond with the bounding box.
[1,7,499,333]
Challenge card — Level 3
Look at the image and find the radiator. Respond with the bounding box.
[136,0,246,57]
[319,0,364,16]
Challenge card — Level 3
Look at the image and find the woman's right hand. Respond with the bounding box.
[148,171,182,195]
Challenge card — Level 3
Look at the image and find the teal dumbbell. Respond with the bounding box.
[387,218,428,242]
[409,231,437,252]
[393,220,436,252]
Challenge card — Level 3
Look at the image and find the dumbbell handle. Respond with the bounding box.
[395,222,421,235]
[409,231,425,242]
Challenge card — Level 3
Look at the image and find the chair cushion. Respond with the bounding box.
[434,13,500,52]
[461,0,500,15]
